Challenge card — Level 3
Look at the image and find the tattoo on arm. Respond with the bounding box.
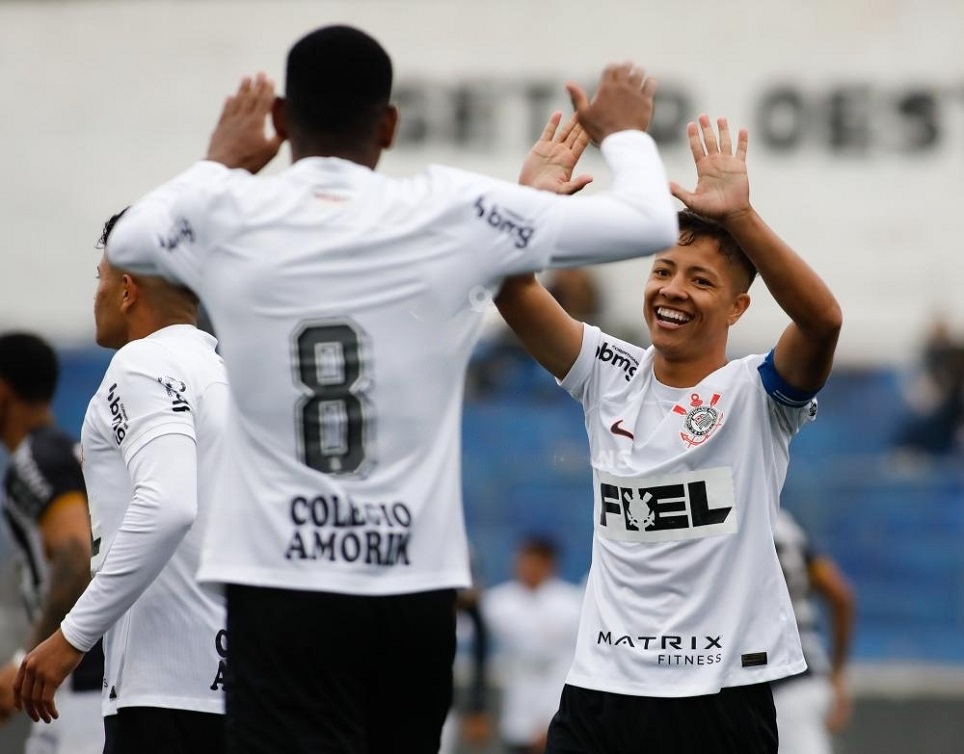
[27,539,90,650]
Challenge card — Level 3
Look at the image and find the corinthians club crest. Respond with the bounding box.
[673,392,724,447]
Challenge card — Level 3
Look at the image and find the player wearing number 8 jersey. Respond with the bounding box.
[102,25,678,753]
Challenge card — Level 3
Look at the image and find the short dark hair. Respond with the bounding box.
[0,333,58,402]
[97,207,130,249]
[677,209,757,292]
[285,25,393,138]
[519,535,559,561]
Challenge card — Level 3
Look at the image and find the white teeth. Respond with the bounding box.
[656,307,692,323]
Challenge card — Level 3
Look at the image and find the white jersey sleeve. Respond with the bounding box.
[106,131,676,289]
[61,432,197,653]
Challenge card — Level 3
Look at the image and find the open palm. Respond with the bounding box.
[519,111,593,195]
[670,115,750,222]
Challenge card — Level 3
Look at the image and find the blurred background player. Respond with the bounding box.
[772,508,855,754]
[14,213,229,753]
[482,536,582,754]
[100,23,677,753]
[0,332,104,754]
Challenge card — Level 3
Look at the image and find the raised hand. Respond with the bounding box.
[206,72,284,173]
[518,111,593,195]
[566,62,657,145]
[670,115,751,224]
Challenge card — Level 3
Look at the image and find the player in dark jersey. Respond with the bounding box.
[0,332,104,754]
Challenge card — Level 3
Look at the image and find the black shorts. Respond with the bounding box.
[225,584,457,754]
[103,707,224,754]
[545,682,777,754]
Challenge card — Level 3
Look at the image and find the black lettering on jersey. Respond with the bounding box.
[157,217,195,251]
[599,480,731,531]
[157,376,191,413]
[595,341,638,382]
[473,196,535,249]
[210,629,228,691]
[106,384,129,445]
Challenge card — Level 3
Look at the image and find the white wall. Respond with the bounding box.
[1,0,961,363]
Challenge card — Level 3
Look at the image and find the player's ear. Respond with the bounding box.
[379,104,399,150]
[727,293,750,326]
[271,96,288,141]
[120,274,139,312]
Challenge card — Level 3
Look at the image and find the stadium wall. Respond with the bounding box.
[1,0,962,365]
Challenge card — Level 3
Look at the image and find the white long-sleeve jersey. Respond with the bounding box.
[106,131,677,596]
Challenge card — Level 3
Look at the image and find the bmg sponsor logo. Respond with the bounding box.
[106,383,129,445]
[473,196,535,249]
[595,341,638,382]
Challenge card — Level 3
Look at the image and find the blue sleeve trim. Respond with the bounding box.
[757,349,818,407]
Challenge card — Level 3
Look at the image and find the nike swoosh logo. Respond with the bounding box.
[610,420,634,440]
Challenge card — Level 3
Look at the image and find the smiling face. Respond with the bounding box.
[643,237,751,382]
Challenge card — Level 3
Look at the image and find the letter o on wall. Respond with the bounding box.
[757,86,805,151]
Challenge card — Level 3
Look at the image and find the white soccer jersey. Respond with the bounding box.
[106,131,677,596]
[70,325,228,715]
[482,578,583,745]
[559,324,813,697]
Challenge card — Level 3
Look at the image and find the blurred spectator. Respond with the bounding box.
[482,536,583,754]
[772,508,855,754]
[894,316,964,455]
[467,269,599,400]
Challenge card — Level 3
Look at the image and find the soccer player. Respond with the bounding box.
[482,536,583,754]
[496,115,842,753]
[14,213,230,753]
[0,333,104,754]
[772,508,854,754]
[94,25,679,753]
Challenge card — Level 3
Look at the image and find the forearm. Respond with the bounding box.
[61,435,198,652]
[724,209,841,338]
[26,540,90,651]
[550,131,677,266]
[107,161,229,279]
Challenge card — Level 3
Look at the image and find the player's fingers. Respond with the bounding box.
[699,113,719,153]
[40,681,58,723]
[685,121,706,162]
[669,181,692,205]
[556,112,578,144]
[627,65,645,89]
[252,73,276,113]
[19,669,40,722]
[565,83,590,117]
[568,123,591,156]
[717,117,733,154]
[564,175,594,195]
[641,76,658,101]
[735,128,749,161]
[539,111,562,143]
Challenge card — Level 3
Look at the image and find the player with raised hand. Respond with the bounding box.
[496,115,842,753]
[89,24,679,753]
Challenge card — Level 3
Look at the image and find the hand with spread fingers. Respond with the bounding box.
[670,114,751,224]
[13,629,84,724]
[566,62,658,145]
[206,72,284,173]
[518,111,593,195]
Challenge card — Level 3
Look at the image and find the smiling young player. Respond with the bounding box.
[497,115,842,753]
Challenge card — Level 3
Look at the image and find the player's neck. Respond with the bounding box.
[290,140,381,171]
[128,314,197,343]
[652,352,728,388]
[1,403,54,452]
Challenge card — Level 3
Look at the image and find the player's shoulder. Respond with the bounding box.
[14,426,80,473]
